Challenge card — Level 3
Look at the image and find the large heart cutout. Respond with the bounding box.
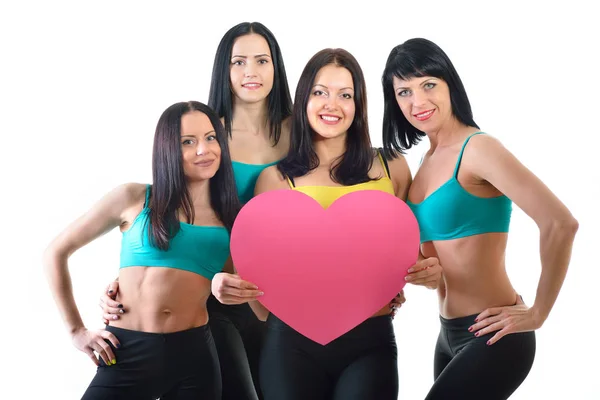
[230,189,420,345]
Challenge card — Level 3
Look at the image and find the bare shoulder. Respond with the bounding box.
[254,165,289,196]
[111,182,148,208]
[467,132,507,155]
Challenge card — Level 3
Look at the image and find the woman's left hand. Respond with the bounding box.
[469,296,544,345]
[404,257,443,289]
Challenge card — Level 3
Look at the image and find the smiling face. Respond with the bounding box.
[306,64,355,140]
[180,111,222,182]
[392,75,453,133]
[229,33,275,105]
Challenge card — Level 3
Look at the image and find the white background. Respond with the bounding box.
[2,0,598,399]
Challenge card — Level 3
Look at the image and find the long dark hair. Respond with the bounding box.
[381,38,479,157]
[208,22,293,145]
[278,48,374,185]
[149,101,241,250]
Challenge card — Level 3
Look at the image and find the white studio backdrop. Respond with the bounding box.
[1,1,598,399]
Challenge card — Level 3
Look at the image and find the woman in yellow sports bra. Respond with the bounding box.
[218,48,442,400]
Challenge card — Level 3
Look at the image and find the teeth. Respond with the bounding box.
[243,84,260,88]
[416,110,433,118]
[321,115,340,121]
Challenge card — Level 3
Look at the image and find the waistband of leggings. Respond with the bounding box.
[439,313,479,331]
[105,323,211,339]
[439,295,524,330]
[267,313,393,338]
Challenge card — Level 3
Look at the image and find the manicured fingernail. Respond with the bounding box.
[117,304,123,308]
[108,289,113,294]
[474,317,479,322]
[475,332,480,337]
[468,326,473,332]
[112,315,118,320]
[407,268,414,273]
[119,309,125,314]
[405,276,411,281]
[486,340,491,346]
[258,292,264,296]
[111,359,116,365]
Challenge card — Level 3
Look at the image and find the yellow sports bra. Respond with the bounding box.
[286,151,395,208]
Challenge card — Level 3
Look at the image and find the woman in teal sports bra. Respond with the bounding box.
[382,38,578,400]
[44,101,241,399]
[218,48,442,400]
[98,22,294,400]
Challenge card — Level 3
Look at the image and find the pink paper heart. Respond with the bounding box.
[230,189,420,345]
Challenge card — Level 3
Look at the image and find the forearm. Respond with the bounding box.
[43,251,85,334]
[248,300,270,322]
[532,219,578,322]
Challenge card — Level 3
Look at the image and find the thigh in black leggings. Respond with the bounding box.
[207,294,265,400]
[260,313,398,400]
[82,325,221,400]
[426,314,536,400]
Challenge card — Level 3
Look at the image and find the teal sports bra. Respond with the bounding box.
[232,160,279,203]
[407,132,512,243]
[120,185,230,280]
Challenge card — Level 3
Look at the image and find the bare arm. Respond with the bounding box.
[386,153,413,201]
[471,134,578,324]
[43,183,145,363]
[388,154,444,290]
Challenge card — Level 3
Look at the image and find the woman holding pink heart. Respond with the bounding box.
[381,38,578,399]
[243,48,443,400]
[44,101,240,398]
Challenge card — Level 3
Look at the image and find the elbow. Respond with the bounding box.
[42,243,68,278]
[543,214,579,239]
[561,215,579,237]
[257,311,269,322]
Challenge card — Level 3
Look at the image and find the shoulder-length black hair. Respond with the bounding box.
[381,38,479,157]
[207,22,293,145]
[149,101,241,250]
[278,48,374,185]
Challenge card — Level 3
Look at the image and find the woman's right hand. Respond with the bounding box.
[211,273,263,305]
[71,327,120,366]
[100,280,124,325]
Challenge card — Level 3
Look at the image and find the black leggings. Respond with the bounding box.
[82,325,220,400]
[426,313,536,400]
[207,294,265,400]
[259,313,398,400]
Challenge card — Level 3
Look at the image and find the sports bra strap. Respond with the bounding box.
[377,149,391,179]
[286,175,295,188]
[453,132,485,178]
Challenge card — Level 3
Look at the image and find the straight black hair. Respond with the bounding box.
[208,22,293,145]
[382,38,479,157]
[149,101,240,250]
[278,48,375,185]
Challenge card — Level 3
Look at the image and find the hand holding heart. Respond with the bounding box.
[211,272,264,305]
[405,256,443,289]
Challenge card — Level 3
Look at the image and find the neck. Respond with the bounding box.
[186,179,212,207]
[313,134,347,167]
[426,118,472,149]
[232,99,270,137]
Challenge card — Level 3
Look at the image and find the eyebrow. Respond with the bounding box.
[181,130,215,138]
[394,78,437,90]
[313,84,354,91]
[231,54,272,59]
